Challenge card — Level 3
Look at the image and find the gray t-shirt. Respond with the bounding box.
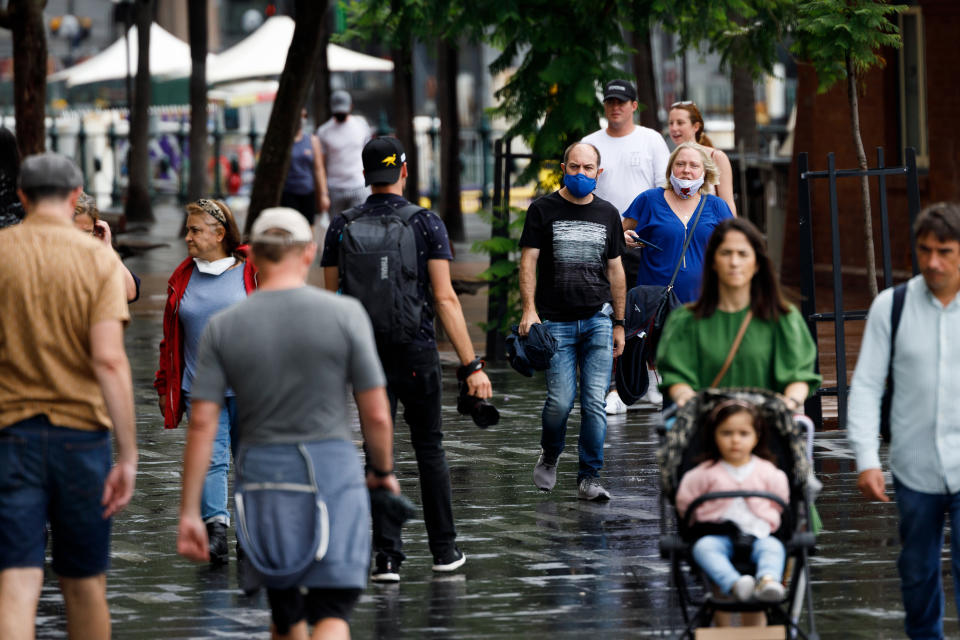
[192,286,385,445]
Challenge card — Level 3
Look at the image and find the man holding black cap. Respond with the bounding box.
[317,90,372,217]
[582,79,670,214]
[321,136,492,583]
[0,153,136,638]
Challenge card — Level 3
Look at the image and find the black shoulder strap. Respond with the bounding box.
[393,202,425,223]
[881,282,908,442]
[888,282,908,374]
[665,194,707,292]
[343,202,422,224]
[340,204,364,223]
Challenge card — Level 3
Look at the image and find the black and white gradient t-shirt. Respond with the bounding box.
[520,190,625,321]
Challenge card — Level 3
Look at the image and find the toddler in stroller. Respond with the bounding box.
[676,398,788,603]
[658,389,818,638]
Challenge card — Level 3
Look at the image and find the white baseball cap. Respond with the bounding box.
[250,207,313,244]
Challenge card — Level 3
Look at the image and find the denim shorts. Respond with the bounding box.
[0,415,112,577]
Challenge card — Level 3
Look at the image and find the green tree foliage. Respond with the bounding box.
[484,0,625,182]
[791,0,903,93]
[664,0,795,76]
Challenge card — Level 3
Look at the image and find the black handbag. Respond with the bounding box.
[615,195,707,406]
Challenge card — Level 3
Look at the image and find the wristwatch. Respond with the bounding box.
[457,357,485,381]
[612,318,625,327]
[365,464,395,478]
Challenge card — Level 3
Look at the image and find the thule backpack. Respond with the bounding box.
[338,202,425,345]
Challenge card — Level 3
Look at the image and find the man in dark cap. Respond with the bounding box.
[583,80,670,214]
[0,153,136,637]
[317,89,372,217]
[321,137,492,583]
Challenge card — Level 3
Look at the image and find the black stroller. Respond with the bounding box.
[657,388,819,639]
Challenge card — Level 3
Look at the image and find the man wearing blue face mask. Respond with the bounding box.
[518,142,627,501]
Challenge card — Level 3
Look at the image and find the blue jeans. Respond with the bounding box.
[893,476,960,640]
[692,534,786,594]
[184,395,239,525]
[541,311,613,482]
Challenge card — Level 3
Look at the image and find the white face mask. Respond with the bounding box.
[193,256,236,276]
[669,174,704,200]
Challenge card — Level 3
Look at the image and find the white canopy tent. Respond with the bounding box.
[48,23,212,88]
[204,15,394,86]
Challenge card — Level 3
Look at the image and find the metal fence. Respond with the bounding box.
[17,109,500,211]
[797,147,921,427]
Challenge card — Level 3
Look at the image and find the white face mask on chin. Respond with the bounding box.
[193,256,236,275]
[669,174,705,200]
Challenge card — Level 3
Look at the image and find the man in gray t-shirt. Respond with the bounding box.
[190,286,382,445]
[177,208,399,638]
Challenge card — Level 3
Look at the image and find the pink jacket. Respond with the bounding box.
[675,456,789,533]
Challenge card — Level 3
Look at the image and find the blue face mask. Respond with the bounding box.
[563,172,597,199]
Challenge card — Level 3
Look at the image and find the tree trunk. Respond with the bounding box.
[0,0,48,157]
[126,0,154,222]
[437,38,463,242]
[246,0,330,234]
[392,42,419,204]
[731,65,758,153]
[847,54,879,299]
[187,0,208,203]
[631,23,660,132]
[311,6,333,126]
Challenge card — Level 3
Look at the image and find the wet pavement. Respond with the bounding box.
[28,202,953,638]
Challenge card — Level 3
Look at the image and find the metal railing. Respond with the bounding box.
[797,147,921,427]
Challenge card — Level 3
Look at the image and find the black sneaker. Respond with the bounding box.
[371,556,400,583]
[206,522,229,566]
[432,548,466,573]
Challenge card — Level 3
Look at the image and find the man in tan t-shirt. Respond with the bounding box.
[0,153,137,639]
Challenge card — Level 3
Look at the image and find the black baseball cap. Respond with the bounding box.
[603,79,637,102]
[362,137,405,186]
[19,152,83,190]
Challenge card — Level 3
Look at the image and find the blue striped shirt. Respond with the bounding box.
[847,275,960,494]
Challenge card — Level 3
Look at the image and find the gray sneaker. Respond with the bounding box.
[577,478,611,501]
[533,450,558,491]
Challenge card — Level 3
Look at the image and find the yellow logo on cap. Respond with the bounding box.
[382,154,397,167]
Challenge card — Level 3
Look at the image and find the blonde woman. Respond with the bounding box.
[621,142,733,302]
[610,142,733,409]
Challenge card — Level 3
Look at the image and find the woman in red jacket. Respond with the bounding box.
[155,198,256,564]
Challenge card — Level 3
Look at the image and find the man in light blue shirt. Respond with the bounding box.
[847,202,960,640]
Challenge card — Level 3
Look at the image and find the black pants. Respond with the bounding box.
[372,344,456,565]
[280,190,317,226]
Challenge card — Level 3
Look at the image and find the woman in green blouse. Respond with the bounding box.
[656,217,822,408]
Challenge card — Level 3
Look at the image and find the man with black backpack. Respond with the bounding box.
[321,136,492,583]
[847,202,960,640]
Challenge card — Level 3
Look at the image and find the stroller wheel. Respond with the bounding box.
[695,605,714,628]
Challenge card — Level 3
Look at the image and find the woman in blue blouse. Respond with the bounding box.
[608,141,733,411]
[621,141,734,303]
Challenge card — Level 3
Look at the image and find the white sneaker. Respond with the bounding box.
[604,390,627,415]
[639,368,663,405]
[731,575,756,602]
[754,575,785,602]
